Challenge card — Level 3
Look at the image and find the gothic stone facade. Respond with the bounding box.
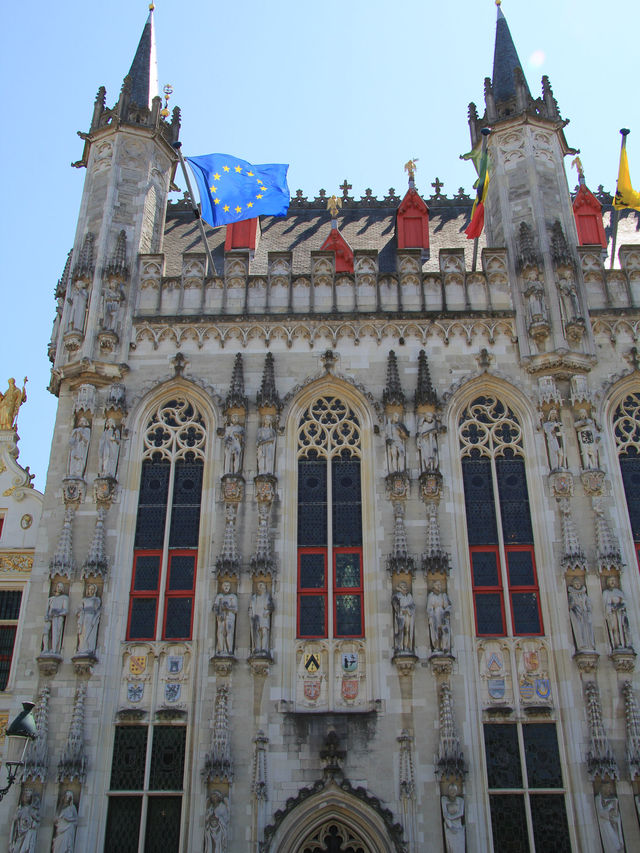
[5,9,640,853]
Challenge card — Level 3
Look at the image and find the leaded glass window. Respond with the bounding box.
[297,397,364,638]
[459,397,542,637]
[613,392,640,567]
[105,725,185,853]
[484,723,571,852]
[0,589,22,690]
[127,399,205,641]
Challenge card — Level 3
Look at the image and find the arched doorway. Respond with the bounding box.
[263,780,406,853]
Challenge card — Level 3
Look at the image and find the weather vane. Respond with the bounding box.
[161,84,173,119]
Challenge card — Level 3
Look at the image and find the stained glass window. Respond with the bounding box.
[613,393,640,568]
[460,397,542,637]
[297,397,363,638]
[106,725,186,853]
[127,399,205,642]
[0,589,22,691]
[485,723,571,852]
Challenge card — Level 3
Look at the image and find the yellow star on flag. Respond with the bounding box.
[256,193,263,199]
[214,198,220,205]
[224,204,230,212]
[223,166,230,172]
[235,165,242,173]
[209,185,217,193]
[247,202,253,208]
[213,172,221,180]
[235,205,242,213]
[247,171,254,176]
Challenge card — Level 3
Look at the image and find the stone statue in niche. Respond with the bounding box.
[441,782,465,853]
[574,409,601,470]
[223,414,245,475]
[427,580,452,655]
[567,577,595,651]
[203,790,230,853]
[603,577,632,651]
[42,582,69,656]
[9,787,40,853]
[67,279,89,332]
[98,418,121,479]
[542,408,567,471]
[51,790,78,853]
[67,417,91,478]
[385,411,409,474]
[416,412,439,473]
[523,269,547,322]
[214,581,237,656]
[558,272,582,322]
[249,581,274,654]
[76,584,102,656]
[101,279,125,332]
[392,581,416,654]
[256,413,277,475]
[595,782,625,853]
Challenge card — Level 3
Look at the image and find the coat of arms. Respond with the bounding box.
[341,652,358,673]
[129,655,147,676]
[304,681,321,701]
[127,683,144,704]
[304,653,320,673]
[519,678,535,701]
[487,652,503,674]
[341,679,359,701]
[167,655,183,675]
[488,678,505,700]
[165,683,181,703]
[535,678,551,700]
[523,650,540,672]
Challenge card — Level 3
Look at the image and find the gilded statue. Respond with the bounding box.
[404,158,419,181]
[0,377,27,430]
[327,195,342,218]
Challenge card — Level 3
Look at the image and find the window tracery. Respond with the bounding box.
[127,398,206,642]
[613,392,640,561]
[297,396,363,639]
[459,395,541,636]
[300,821,368,853]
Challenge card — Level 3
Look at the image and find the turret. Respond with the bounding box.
[466,3,592,366]
[51,7,180,379]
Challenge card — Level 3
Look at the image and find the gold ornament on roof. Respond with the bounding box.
[161,84,173,119]
[572,156,584,180]
[0,377,27,431]
[327,195,342,218]
[404,158,419,181]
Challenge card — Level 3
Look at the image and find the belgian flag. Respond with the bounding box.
[465,148,490,239]
[614,130,640,212]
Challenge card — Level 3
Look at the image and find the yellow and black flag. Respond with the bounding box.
[614,129,640,212]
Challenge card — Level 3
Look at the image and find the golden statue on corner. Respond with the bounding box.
[0,377,28,430]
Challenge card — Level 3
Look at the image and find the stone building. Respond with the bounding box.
[4,5,640,852]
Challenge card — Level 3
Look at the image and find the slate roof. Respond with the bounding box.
[162,195,481,278]
[492,6,532,103]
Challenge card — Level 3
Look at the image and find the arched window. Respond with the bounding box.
[126,398,206,642]
[296,396,363,639]
[459,396,542,637]
[613,391,640,568]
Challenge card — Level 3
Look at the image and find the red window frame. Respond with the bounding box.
[161,550,197,641]
[127,550,162,641]
[297,548,328,639]
[127,550,198,641]
[505,545,543,636]
[333,547,364,638]
[470,546,506,637]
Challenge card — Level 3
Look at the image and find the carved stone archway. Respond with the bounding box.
[262,779,406,853]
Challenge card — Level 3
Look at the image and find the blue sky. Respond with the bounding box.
[1,0,638,490]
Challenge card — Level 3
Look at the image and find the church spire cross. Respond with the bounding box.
[340,179,352,198]
[431,177,444,197]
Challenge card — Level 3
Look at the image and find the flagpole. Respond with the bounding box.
[472,127,491,272]
[173,142,217,279]
[609,128,630,270]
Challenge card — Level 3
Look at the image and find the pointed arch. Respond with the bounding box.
[263,780,406,853]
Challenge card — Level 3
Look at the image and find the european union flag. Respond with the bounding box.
[186,153,290,227]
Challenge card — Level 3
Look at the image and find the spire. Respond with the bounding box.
[415,350,437,408]
[126,7,159,110]
[492,4,531,104]
[383,350,405,408]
